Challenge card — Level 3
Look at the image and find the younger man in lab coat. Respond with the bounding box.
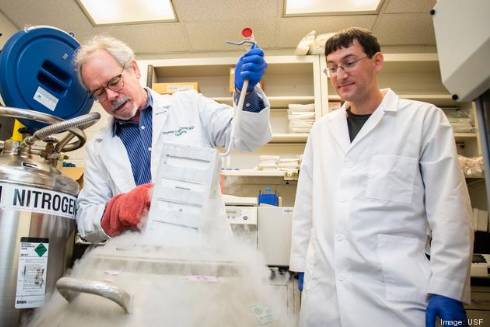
[74,35,270,242]
[290,27,473,327]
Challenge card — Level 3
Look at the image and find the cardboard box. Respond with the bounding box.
[152,82,199,94]
[229,67,235,93]
[60,167,84,189]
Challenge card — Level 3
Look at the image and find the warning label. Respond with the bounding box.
[15,238,49,309]
[33,86,58,111]
[0,183,76,219]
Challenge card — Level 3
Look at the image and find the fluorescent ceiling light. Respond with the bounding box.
[285,0,383,16]
[77,0,176,25]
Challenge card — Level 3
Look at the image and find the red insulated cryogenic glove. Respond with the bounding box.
[101,183,153,237]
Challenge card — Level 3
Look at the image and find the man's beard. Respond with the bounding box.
[111,96,138,120]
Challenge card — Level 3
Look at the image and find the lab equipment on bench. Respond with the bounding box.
[258,186,279,206]
[226,206,258,247]
[471,254,490,277]
[0,26,99,326]
[224,194,258,248]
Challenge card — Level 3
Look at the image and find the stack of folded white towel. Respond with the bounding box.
[288,103,315,133]
[256,155,302,173]
[444,109,475,133]
[256,155,281,171]
[277,157,301,172]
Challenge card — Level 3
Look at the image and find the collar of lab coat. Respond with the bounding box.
[96,87,172,141]
[142,88,172,141]
[326,88,399,153]
[337,88,399,114]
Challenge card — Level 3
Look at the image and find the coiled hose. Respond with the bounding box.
[24,112,101,152]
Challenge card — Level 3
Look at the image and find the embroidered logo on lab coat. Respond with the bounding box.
[162,126,195,136]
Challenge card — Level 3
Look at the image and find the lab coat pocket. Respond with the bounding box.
[377,234,430,303]
[366,155,417,204]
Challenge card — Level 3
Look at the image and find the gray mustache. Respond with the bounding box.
[111,96,130,111]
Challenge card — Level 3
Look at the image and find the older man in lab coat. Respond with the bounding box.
[290,27,473,327]
[74,35,270,243]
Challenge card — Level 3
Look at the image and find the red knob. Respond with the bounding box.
[241,27,253,38]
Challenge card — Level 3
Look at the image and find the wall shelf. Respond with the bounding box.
[222,169,286,177]
[213,95,316,108]
[455,133,478,140]
[221,169,299,181]
[271,133,309,143]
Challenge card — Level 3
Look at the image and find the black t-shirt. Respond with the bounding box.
[346,109,371,142]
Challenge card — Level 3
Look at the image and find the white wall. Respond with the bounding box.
[0,11,18,49]
[0,11,18,105]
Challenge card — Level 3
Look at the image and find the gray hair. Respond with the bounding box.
[74,35,135,89]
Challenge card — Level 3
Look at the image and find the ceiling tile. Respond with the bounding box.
[0,0,93,32]
[94,24,191,54]
[174,0,279,23]
[0,0,191,54]
[276,15,377,48]
[0,0,441,54]
[382,0,436,14]
[373,13,436,45]
[185,20,277,51]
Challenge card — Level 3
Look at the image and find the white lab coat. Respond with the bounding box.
[290,89,473,327]
[77,88,271,242]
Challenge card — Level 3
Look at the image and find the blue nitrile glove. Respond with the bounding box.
[297,272,304,292]
[234,47,267,92]
[426,294,467,327]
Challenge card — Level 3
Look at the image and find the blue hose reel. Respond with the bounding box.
[0,26,93,131]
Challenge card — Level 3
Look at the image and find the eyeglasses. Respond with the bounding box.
[324,56,369,78]
[89,64,126,100]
